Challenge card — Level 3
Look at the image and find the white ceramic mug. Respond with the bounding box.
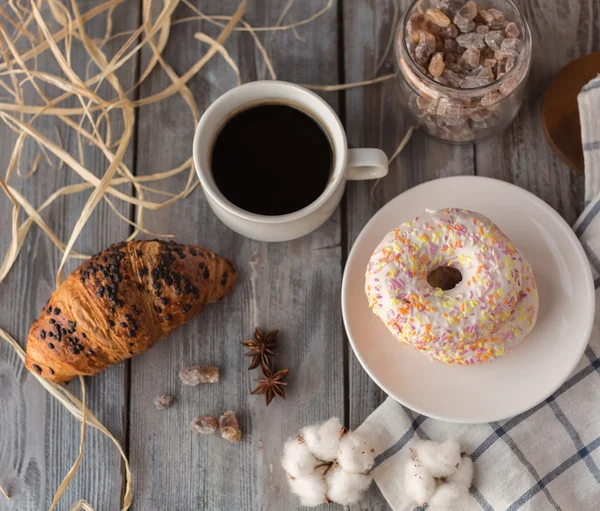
[193,81,388,242]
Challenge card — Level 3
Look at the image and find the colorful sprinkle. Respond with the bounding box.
[364,208,539,365]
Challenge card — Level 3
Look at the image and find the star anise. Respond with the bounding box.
[251,367,289,406]
[241,328,278,372]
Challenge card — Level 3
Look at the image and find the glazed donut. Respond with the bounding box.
[365,208,538,365]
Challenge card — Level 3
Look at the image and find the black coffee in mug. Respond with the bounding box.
[210,103,333,216]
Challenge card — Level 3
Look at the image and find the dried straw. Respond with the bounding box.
[302,73,395,91]
[0,326,132,510]
[191,0,334,33]
[0,1,412,509]
[370,125,415,198]
[70,501,95,511]
[389,124,415,165]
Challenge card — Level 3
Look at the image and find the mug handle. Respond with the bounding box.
[345,148,389,181]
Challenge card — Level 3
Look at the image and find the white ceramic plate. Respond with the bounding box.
[342,176,595,423]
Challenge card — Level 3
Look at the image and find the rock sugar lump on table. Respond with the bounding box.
[192,416,218,435]
[396,0,531,142]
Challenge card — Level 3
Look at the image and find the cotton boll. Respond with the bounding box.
[447,455,474,489]
[281,437,319,478]
[428,482,469,510]
[326,467,372,506]
[413,440,440,470]
[302,417,343,462]
[434,440,462,477]
[288,473,327,507]
[414,439,461,477]
[337,431,377,473]
[403,460,436,506]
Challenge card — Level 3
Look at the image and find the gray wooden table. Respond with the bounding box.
[0,0,595,510]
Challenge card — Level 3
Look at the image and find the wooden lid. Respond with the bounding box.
[542,53,600,173]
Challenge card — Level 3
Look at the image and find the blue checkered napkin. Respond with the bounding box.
[578,74,600,205]
[357,76,600,511]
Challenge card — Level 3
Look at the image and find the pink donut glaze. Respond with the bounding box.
[365,208,538,364]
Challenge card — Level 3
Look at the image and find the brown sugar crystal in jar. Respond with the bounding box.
[395,0,532,143]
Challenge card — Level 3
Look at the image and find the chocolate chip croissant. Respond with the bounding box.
[25,240,237,382]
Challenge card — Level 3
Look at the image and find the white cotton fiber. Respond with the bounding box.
[428,482,468,510]
[447,455,474,489]
[337,430,377,473]
[326,467,372,506]
[287,473,327,507]
[281,437,319,479]
[403,460,436,506]
[302,417,343,462]
[414,439,462,477]
[284,417,378,507]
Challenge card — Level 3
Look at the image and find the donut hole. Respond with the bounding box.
[427,266,462,291]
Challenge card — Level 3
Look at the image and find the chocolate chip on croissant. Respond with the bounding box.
[25,240,237,382]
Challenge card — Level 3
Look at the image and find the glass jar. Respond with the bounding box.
[395,0,532,143]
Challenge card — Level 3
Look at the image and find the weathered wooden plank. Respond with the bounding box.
[0,2,139,509]
[129,1,343,509]
[474,0,593,223]
[342,1,475,508]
